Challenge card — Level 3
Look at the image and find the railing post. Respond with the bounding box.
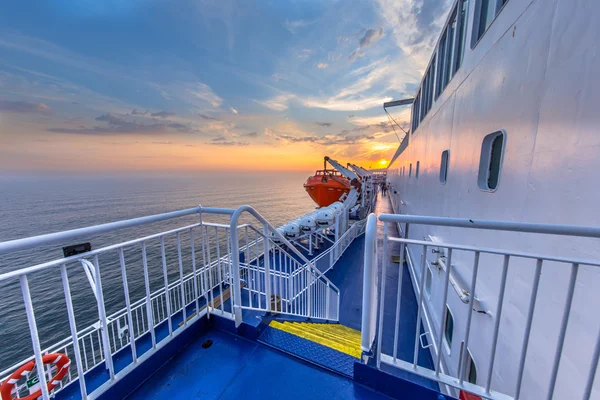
[263,224,272,313]
[229,216,243,327]
[20,275,51,400]
[92,255,115,380]
[361,214,378,353]
[326,282,330,321]
[60,264,88,399]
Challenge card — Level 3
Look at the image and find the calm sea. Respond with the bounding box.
[0,171,316,372]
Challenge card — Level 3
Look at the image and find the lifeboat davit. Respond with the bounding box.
[303,170,351,207]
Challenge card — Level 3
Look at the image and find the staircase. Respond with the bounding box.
[258,320,362,377]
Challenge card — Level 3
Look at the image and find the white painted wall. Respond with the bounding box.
[388,0,600,398]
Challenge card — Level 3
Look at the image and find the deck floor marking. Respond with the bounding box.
[268,320,362,358]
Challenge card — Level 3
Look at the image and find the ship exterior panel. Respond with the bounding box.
[387,0,600,399]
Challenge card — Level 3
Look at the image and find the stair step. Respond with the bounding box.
[258,325,358,377]
[269,321,362,359]
[283,322,361,350]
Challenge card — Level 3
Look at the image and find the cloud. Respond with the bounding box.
[48,113,192,135]
[242,131,258,137]
[230,107,238,115]
[131,109,147,116]
[375,0,451,70]
[0,100,51,113]
[347,50,365,62]
[256,94,296,111]
[273,133,375,146]
[150,81,223,110]
[359,28,385,49]
[207,140,249,147]
[315,122,332,127]
[317,63,328,69]
[284,19,315,34]
[297,48,314,61]
[150,111,175,118]
[198,114,219,121]
[211,136,226,142]
[152,141,172,145]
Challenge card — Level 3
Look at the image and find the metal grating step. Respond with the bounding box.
[258,321,362,377]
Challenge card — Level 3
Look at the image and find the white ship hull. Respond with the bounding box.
[387,0,600,398]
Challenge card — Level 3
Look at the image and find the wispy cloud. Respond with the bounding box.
[198,114,219,121]
[317,63,328,69]
[150,81,223,110]
[315,122,332,127]
[150,111,175,118]
[256,94,296,111]
[375,0,451,70]
[284,19,315,34]
[359,27,385,48]
[230,106,238,115]
[47,113,191,135]
[347,50,365,62]
[297,48,314,61]
[273,133,375,146]
[0,100,51,113]
[242,131,258,137]
[207,140,249,147]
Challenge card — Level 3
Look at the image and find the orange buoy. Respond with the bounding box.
[0,353,70,400]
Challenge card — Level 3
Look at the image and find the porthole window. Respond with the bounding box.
[416,161,420,179]
[440,150,449,184]
[477,130,506,191]
[444,305,454,349]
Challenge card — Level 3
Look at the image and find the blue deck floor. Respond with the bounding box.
[127,329,392,400]
[325,194,438,390]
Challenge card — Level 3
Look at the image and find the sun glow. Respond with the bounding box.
[379,159,388,166]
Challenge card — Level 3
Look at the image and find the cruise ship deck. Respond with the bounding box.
[105,194,441,400]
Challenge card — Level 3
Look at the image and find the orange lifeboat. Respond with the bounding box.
[303,169,351,207]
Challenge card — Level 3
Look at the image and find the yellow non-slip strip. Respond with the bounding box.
[269,321,362,359]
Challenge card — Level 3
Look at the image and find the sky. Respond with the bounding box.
[0,0,451,172]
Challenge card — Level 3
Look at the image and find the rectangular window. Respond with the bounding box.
[409,163,412,177]
[412,92,421,132]
[440,150,449,184]
[445,10,457,88]
[436,31,448,99]
[416,161,420,179]
[473,0,510,46]
[428,55,436,111]
[454,0,468,72]
[477,130,506,191]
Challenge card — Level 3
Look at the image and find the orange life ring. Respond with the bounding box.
[0,353,70,400]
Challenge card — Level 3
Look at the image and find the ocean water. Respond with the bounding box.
[0,171,316,373]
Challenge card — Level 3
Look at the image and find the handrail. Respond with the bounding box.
[361,213,378,352]
[230,206,340,293]
[378,214,600,238]
[0,206,235,255]
[229,205,340,325]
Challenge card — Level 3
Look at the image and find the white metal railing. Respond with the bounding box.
[310,220,364,273]
[229,206,340,324]
[361,213,600,400]
[0,204,339,400]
